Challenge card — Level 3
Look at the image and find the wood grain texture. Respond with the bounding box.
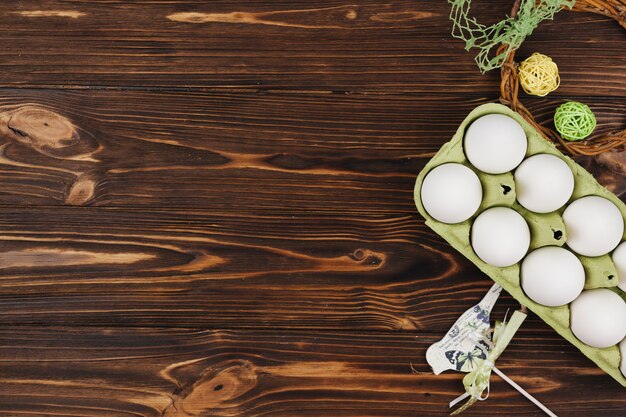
[0,205,618,336]
[1,327,624,417]
[0,90,623,210]
[1,0,625,415]
[0,207,503,330]
[0,0,623,94]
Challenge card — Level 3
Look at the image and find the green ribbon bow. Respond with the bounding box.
[451,310,528,415]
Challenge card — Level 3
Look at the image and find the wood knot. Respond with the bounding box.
[1,105,98,159]
[351,248,384,266]
[398,315,419,331]
[165,360,258,416]
[345,9,357,20]
[66,174,96,205]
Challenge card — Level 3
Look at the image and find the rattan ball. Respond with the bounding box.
[518,53,560,97]
[554,101,596,141]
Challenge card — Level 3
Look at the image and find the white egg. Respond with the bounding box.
[619,339,626,376]
[420,163,483,224]
[570,289,626,348]
[563,196,624,257]
[611,242,626,292]
[471,207,530,267]
[464,114,527,174]
[514,154,574,213]
[521,246,585,307]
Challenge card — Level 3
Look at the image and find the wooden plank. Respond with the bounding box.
[0,90,624,210]
[0,206,619,333]
[0,1,623,94]
[0,326,623,416]
[0,88,437,210]
[0,206,507,330]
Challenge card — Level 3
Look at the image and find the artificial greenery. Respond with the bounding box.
[449,0,575,72]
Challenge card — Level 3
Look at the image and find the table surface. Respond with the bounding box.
[1,1,625,416]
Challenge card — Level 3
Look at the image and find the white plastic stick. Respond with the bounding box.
[492,366,558,417]
[449,392,470,409]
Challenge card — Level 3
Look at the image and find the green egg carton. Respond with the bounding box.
[414,103,626,387]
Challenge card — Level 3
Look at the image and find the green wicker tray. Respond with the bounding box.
[414,103,626,387]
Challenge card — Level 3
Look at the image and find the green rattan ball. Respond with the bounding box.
[554,101,596,141]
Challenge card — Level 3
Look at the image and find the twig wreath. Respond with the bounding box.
[450,0,626,156]
[501,0,626,156]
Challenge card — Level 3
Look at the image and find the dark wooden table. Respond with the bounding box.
[1,1,625,416]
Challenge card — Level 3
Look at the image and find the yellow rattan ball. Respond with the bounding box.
[518,52,560,97]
